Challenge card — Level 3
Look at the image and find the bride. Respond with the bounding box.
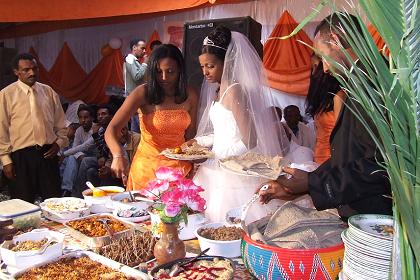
[186,26,290,223]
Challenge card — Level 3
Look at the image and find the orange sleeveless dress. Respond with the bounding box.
[314,111,336,164]
[127,109,192,190]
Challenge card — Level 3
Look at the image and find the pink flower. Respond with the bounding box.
[176,179,204,193]
[144,166,207,221]
[155,167,184,182]
[141,180,169,199]
[161,188,184,204]
[164,202,182,217]
[180,191,206,212]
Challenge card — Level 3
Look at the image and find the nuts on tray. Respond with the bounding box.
[198,226,242,241]
[67,216,128,237]
[15,256,136,280]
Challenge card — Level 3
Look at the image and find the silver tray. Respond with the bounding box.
[10,250,150,279]
[64,213,135,248]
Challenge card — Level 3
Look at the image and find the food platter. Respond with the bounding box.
[64,214,135,248]
[218,152,289,180]
[40,197,91,223]
[161,145,214,161]
[10,250,150,279]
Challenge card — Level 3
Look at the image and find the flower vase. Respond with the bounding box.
[154,221,186,264]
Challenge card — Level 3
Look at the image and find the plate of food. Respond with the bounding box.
[40,197,91,223]
[113,206,150,223]
[161,144,214,161]
[150,255,235,279]
[64,214,134,248]
[218,152,289,180]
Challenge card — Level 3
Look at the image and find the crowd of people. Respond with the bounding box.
[0,12,391,225]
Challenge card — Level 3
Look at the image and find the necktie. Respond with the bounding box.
[29,88,47,145]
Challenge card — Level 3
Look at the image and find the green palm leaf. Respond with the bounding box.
[283,0,419,277]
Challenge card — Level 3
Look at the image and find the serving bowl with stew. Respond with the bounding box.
[194,223,243,258]
[82,186,125,213]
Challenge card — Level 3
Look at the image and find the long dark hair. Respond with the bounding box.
[305,62,341,117]
[146,44,187,105]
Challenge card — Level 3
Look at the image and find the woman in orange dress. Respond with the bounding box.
[306,57,344,164]
[105,44,198,190]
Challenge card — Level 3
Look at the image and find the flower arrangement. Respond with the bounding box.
[140,167,206,224]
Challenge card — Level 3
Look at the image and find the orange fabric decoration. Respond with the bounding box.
[368,24,390,57]
[127,110,192,190]
[49,42,87,89]
[263,10,313,96]
[101,44,113,57]
[146,30,162,55]
[0,0,243,22]
[29,44,124,104]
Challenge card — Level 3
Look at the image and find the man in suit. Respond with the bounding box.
[258,13,392,219]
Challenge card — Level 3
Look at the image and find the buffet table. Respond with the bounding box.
[38,218,254,279]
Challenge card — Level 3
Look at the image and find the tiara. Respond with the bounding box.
[203,36,227,51]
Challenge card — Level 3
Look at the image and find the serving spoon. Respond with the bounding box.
[225,184,269,226]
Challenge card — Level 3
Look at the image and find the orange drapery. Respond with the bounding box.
[0,0,243,22]
[146,30,162,55]
[263,10,313,96]
[30,44,124,104]
[368,24,390,57]
[48,43,87,89]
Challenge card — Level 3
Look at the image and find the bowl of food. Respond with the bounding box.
[82,186,125,213]
[195,223,243,258]
[40,197,91,223]
[0,229,65,272]
[150,255,235,279]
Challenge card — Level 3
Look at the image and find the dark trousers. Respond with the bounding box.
[8,145,61,203]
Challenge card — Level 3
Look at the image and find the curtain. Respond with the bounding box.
[263,10,313,96]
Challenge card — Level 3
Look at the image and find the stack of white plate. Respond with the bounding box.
[341,214,393,280]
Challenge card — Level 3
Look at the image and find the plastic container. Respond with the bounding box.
[0,199,41,229]
[195,222,242,258]
[1,228,65,273]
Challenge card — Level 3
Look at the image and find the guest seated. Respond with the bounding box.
[60,105,96,196]
[283,105,316,150]
[73,105,114,197]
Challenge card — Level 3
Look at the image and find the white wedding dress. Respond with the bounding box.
[194,84,283,224]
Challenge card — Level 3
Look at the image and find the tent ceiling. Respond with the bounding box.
[0,0,242,22]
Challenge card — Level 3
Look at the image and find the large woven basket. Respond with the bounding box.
[241,234,344,280]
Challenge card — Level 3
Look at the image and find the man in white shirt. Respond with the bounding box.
[60,105,96,196]
[0,53,68,202]
[124,38,148,133]
[283,105,316,150]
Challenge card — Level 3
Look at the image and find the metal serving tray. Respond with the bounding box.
[64,213,135,248]
[10,250,150,279]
